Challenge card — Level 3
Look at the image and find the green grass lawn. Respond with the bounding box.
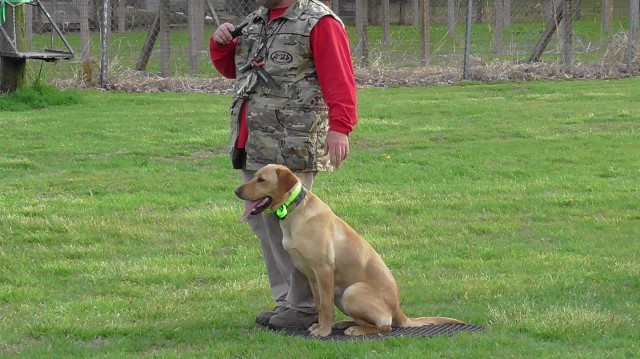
[1,79,639,357]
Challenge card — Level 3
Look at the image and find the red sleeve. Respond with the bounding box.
[310,16,358,135]
[209,36,239,79]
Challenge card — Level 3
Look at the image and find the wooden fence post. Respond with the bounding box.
[188,0,204,74]
[494,0,503,54]
[119,0,126,32]
[159,0,170,77]
[628,0,639,71]
[544,0,553,21]
[78,0,90,61]
[419,0,430,66]
[355,0,369,67]
[473,0,484,23]
[381,0,389,45]
[601,0,611,34]
[562,0,573,66]
[368,0,376,25]
[74,0,94,85]
[447,0,455,37]
[0,3,26,92]
[503,0,511,27]
[332,0,339,15]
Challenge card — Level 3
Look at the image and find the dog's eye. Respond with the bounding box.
[257,177,265,183]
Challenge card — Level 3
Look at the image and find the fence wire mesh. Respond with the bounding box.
[13,0,640,88]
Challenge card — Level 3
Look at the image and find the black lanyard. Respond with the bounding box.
[239,17,283,70]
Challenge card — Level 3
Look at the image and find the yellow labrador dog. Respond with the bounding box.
[235,164,464,337]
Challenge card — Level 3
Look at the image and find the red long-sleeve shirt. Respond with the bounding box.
[210,8,357,149]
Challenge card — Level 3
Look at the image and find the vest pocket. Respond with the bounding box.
[275,108,322,133]
[280,136,314,170]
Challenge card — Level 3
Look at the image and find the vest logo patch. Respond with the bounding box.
[270,51,294,65]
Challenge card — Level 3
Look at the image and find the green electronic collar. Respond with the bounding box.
[265,182,306,219]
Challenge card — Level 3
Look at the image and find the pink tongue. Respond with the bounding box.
[239,199,263,223]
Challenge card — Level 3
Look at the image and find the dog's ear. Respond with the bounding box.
[276,167,299,195]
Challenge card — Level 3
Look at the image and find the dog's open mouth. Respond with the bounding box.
[239,197,272,223]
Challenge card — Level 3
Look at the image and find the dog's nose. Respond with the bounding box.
[234,187,242,198]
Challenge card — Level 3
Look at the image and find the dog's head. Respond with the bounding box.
[235,164,300,222]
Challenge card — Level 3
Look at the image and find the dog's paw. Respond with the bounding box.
[344,326,359,336]
[345,326,381,336]
[309,325,331,337]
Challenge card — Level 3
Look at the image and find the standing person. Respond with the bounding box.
[210,0,357,330]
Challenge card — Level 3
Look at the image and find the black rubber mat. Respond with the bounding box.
[282,324,486,342]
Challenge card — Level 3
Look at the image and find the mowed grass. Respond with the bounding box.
[1,79,639,357]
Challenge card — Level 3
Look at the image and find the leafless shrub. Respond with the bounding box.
[602,32,640,69]
[57,68,235,94]
[56,57,639,93]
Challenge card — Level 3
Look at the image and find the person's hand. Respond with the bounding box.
[324,131,349,168]
[212,23,236,45]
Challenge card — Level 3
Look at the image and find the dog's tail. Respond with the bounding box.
[394,308,465,327]
[403,316,465,327]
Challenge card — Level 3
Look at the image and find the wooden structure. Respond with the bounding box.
[0,0,73,92]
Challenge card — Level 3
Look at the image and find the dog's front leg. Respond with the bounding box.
[308,264,335,337]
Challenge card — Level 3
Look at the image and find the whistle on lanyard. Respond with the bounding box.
[238,60,279,91]
[230,21,249,39]
[234,21,280,92]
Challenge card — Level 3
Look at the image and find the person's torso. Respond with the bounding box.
[229,0,342,172]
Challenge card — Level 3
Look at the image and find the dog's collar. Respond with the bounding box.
[265,182,307,219]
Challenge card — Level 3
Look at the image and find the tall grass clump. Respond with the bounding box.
[0,80,80,111]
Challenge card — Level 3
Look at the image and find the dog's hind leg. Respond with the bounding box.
[340,282,394,336]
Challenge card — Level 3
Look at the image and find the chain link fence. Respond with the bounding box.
[10,0,640,89]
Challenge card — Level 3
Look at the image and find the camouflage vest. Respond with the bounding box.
[230,0,342,172]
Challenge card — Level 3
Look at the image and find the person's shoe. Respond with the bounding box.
[267,308,318,331]
[255,306,286,326]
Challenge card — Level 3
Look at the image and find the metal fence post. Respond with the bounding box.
[100,0,110,87]
[463,0,472,79]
